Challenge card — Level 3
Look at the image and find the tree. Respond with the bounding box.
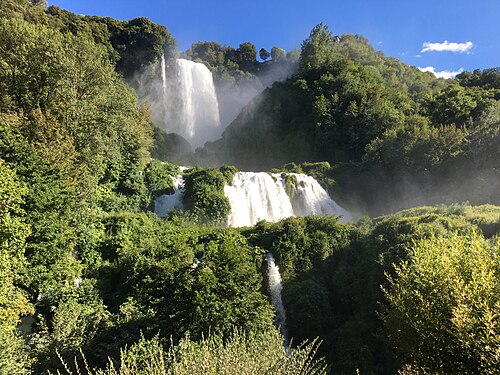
[0,161,32,330]
[0,329,32,375]
[300,23,337,72]
[363,115,467,171]
[237,42,257,62]
[456,67,500,93]
[187,41,225,67]
[382,233,500,374]
[236,42,257,72]
[0,18,154,209]
[182,168,231,226]
[259,47,270,61]
[271,46,286,62]
[423,84,496,127]
[29,0,47,7]
[0,157,34,374]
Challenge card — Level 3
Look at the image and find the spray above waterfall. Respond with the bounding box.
[138,45,298,161]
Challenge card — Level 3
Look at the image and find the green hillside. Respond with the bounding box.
[0,3,498,375]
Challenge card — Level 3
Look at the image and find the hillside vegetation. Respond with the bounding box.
[196,24,499,216]
[0,3,498,375]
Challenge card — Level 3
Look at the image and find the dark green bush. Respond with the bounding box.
[183,168,231,226]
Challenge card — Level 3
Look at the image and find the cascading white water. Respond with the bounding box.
[224,173,295,227]
[154,171,351,225]
[289,173,352,220]
[267,253,289,346]
[154,175,185,217]
[172,59,221,148]
[160,54,168,115]
[224,172,352,227]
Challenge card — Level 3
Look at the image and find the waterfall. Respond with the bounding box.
[172,59,221,148]
[154,171,351,225]
[224,172,295,227]
[154,175,185,217]
[156,58,221,148]
[288,173,352,220]
[267,253,289,347]
[160,54,168,115]
[224,172,352,227]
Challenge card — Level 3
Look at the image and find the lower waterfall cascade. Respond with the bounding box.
[155,171,352,226]
[154,175,185,217]
[224,172,352,227]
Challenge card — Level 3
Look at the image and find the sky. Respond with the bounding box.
[49,0,499,78]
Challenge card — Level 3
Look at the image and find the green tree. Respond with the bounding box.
[423,84,496,127]
[183,168,231,226]
[271,46,286,62]
[0,160,32,329]
[0,18,154,210]
[0,159,33,375]
[0,329,32,375]
[456,67,500,94]
[0,0,28,18]
[300,23,337,72]
[363,115,467,171]
[467,101,500,171]
[259,47,270,61]
[42,7,176,77]
[382,233,500,374]
[236,42,257,72]
[187,41,225,67]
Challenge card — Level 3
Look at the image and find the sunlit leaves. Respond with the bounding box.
[383,233,500,373]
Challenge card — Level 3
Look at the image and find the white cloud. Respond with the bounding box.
[421,40,473,53]
[418,66,464,79]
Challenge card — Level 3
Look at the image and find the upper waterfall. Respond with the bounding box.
[160,54,168,115]
[159,58,222,149]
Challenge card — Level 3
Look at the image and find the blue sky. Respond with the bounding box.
[49,0,498,77]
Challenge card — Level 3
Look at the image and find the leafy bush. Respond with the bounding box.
[56,329,326,375]
[183,168,231,226]
[0,329,32,375]
[219,164,238,185]
[382,232,500,374]
[144,159,179,199]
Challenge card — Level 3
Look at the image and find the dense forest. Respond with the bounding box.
[0,1,499,374]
